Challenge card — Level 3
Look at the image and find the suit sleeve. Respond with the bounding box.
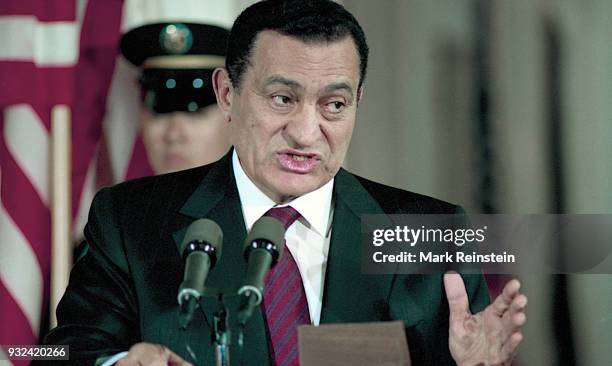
[40,187,139,364]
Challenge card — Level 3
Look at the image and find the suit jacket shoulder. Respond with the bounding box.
[101,162,213,223]
[342,169,462,214]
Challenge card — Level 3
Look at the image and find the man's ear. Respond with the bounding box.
[212,68,233,121]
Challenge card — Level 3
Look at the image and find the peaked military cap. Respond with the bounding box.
[120,22,229,114]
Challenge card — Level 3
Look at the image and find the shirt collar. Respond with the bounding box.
[232,150,333,236]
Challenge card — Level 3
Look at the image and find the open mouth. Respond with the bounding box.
[277,150,320,173]
[289,154,308,161]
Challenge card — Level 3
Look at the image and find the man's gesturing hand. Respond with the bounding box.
[444,273,527,366]
[116,342,193,366]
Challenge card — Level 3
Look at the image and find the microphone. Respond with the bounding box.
[237,216,285,326]
[177,218,223,330]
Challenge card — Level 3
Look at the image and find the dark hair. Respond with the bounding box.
[226,0,369,90]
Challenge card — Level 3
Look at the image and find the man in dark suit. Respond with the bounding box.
[44,1,527,365]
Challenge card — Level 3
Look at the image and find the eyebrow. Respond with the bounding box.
[263,75,304,90]
[262,75,355,99]
[323,82,354,97]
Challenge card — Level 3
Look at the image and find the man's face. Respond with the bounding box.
[225,30,361,203]
[140,105,231,174]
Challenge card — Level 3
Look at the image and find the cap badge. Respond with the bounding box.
[160,23,193,54]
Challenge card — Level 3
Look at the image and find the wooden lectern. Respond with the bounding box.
[298,321,411,366]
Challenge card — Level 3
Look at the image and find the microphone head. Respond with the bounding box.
[243,216,285,264]
[180,218,223,265]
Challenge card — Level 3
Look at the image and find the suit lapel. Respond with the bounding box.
[171,152,271,365]
[321,169,395,323]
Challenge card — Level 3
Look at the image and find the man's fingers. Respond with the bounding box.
[444,272,470,319]
[504,292,526,324]
[510,294,528,313]
[500,331,523,361]
[491,279,521,317]
[510,311,527,331]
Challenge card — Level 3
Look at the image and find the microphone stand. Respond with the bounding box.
[213,295,231,366]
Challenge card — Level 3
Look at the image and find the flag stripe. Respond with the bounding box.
[0,131,51,273]
[4,105,50,205]
[0,17,79,65]
[0,348,9,366]
[0,63,73,109]
[0,203,43,334]
[0,0,76,22]
[73,150,98,239]
[0,281,34,366]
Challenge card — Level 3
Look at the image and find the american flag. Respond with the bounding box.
[0,0,128,364]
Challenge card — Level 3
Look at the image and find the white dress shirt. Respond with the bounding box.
[232,150,333,325]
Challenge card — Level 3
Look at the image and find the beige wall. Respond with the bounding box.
[343,1,612,365]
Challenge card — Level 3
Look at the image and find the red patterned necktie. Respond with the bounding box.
[262,206,310,366]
